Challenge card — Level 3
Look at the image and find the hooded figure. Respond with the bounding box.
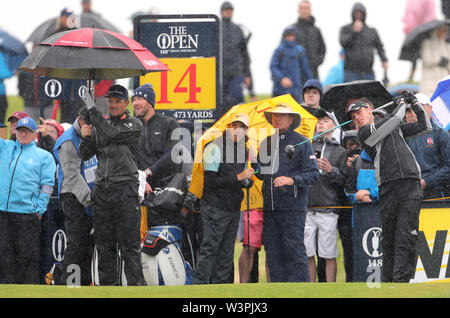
[339,2,388,80]
[270,27,313,103]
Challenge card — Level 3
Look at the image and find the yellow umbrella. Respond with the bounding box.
[189,94,318,211]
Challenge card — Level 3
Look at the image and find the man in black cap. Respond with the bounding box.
[347,93,431,282]
[79,84,146,286]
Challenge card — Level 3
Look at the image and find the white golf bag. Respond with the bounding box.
[141,225,193,286]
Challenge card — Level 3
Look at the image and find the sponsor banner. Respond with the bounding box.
[411,205,450,283]
[353,201,450,283]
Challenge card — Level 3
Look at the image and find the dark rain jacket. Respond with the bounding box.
[339,2,388,74]
[270,39,313,102]
[255,129,319,212]
[307,137,348,213]
[358,102,432,187]
[221,18,251,78]
[406,123,450,193]
[136,113,181,187]
[79,108,142,187]
[201,135,248,212]
[292,16,326,78]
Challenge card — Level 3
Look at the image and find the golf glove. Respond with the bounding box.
[393,95,406,106]
[82,90,96,110]
[402,91,418,105]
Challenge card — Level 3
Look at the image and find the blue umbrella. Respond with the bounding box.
[0,28,28,71]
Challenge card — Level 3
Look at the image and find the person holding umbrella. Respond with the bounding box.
[255,103,319,282]
[193,113,254,284]
[347,93,432,282]
[79,84,146,286]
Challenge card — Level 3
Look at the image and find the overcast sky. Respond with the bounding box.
[0,0,446,96]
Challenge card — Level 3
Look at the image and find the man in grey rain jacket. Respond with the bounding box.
[52,107,97,285]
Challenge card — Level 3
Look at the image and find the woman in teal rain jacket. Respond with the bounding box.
[0,117,56,284]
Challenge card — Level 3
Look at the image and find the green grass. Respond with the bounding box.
[0,282,449,298]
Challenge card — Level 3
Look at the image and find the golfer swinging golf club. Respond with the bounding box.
[346,92,432,283]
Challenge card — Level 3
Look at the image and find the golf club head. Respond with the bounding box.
[285,144,296,159]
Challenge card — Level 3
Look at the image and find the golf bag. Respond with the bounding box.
[141,225,193,286]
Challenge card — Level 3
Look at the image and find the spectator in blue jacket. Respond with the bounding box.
[255,102,319,282]
[270,27,313,104]
[405,93,450,200]
[0,117,56,284]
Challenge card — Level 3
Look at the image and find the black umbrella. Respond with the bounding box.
[399,19,450,62]
[19,27,168,81]
[321,80,393,126]
[27,13,121,44]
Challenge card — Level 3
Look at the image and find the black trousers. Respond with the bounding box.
[55,193,94,286]
[92,183,146,286]
[379,178,422,283]
[193,203,240,284]
[0,212,41,284]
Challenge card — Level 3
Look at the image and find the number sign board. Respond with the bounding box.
[134,15,221,122]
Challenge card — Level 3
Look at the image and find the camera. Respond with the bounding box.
[347,148,361,157]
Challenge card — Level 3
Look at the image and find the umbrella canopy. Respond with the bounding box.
[321,80,393,126]
[399,19,450,62]
[430,75,450,129]
[19,27,168,80]
[188,94,318,211]
[27,13,121,44]
[0,28,28,71]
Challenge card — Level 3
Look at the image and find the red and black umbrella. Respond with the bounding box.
[19,27,168,80]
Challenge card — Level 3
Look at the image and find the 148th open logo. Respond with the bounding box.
[362,227,382,258]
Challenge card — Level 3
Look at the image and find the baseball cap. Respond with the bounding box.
[106,84,129,100]
[16,117,38,132]
[315,109,340,126]
[346,101,370,114]
[415,93,431,105]
[7,111,30,122]
[60,8,74,17]
[230,113,249,127]
[221,1,234,11]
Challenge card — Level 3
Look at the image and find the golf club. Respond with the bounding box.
[285,100,395,157]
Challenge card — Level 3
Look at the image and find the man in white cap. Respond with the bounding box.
[254,102,319,282]
[193,112,255,284]
[304,109,347,282]
[0,117,56,284]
